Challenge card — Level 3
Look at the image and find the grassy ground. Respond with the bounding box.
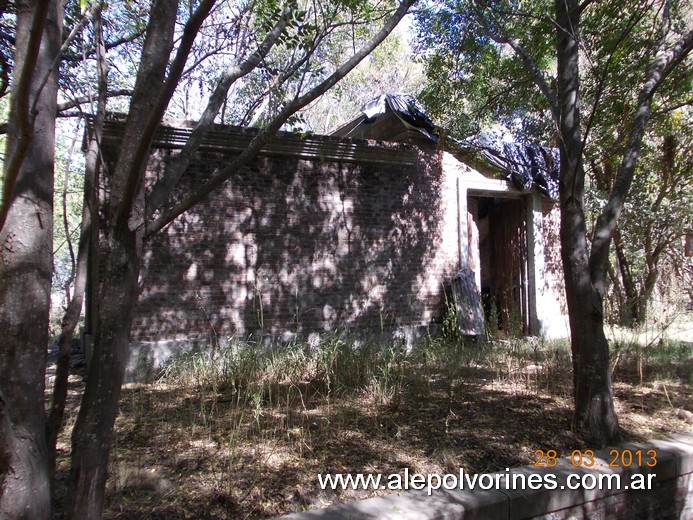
[53,323,692,519]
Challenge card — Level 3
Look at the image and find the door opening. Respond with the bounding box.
[468,195,529,337]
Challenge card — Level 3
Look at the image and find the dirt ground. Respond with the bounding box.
[52,342,692,520]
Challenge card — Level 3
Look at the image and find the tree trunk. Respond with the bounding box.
[555,0,619,447]
[560,198,620,446]
[0,0,62,517]
[47,3,107,460]
[638,253,662,325]
[67,220,140,518]
[67,2,179,516]
[613,229,641,326]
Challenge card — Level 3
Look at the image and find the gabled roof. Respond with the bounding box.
[332,94,559,199]
[331,94,439,144]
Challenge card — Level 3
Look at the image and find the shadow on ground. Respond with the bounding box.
[55,357,689,520]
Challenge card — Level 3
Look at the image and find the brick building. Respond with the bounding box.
[93,96,569,379]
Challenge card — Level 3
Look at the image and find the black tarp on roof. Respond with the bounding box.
[360,93,440,142]
[457,132,560,199]
[352,94,559,199]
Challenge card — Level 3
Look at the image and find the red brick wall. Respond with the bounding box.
[125,135,460,346]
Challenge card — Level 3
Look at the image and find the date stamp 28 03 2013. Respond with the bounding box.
[533,448,658,468]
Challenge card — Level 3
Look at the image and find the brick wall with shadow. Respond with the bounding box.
[115,133,459,373]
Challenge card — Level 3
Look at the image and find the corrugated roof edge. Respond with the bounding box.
[90,114,422,167]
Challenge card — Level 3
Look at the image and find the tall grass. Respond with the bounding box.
[158,334,411,411]
[159,326,689,411]
[130,315,691,507]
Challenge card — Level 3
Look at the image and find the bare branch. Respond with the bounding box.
[146,0,418,236]
[146,4,291,216]
[61,27,147,62]
[56,89,133,112]
[652,98,693,117]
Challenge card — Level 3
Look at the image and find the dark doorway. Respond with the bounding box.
[468,195,529,336]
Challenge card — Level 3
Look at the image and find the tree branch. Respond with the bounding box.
[146,0,418,236]
[0,0,51,232]
[146,4,290,217]
[652,98,692,117]
[56,89,133,112]
[61,27,146,62]
[589,10,693,292]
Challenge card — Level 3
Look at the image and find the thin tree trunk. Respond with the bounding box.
[0,0,63,516]
[0,0,52,229]
[632,134,680,326]
[47,3,107,460]
[606,259,625,322]
[67,2,180,516]
[613,229,640,326]
[555,0,619,447]
[67,220,140,518]
[638,245,665,324]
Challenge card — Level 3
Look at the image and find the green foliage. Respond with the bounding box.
[597,114,691,278]
[416,0,692,322]
[415,0,554,139]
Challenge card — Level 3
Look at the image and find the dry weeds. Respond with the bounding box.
[52,337,691,520]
